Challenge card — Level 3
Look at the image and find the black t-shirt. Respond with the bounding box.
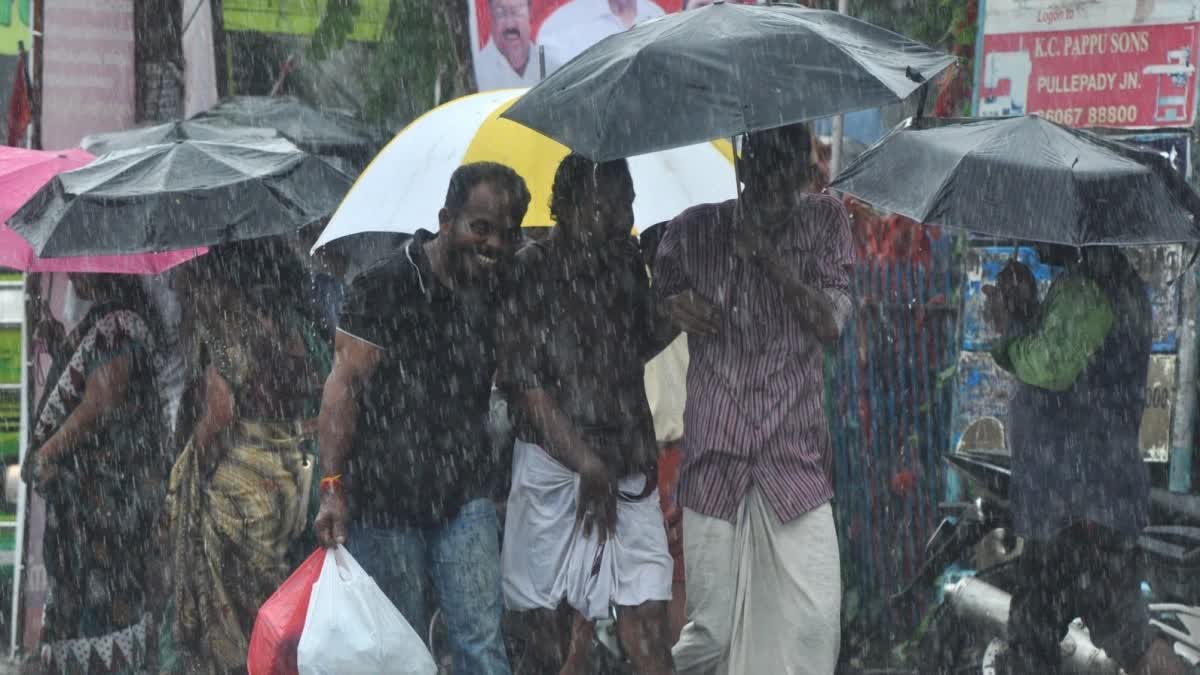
[338,229,498,527]
[497,236,666,476]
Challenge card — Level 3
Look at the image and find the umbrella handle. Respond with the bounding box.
[913,82,930,120]
[907,67,930,120]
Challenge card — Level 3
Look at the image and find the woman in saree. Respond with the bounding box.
[168,243,331,673]
[25,273,168,673]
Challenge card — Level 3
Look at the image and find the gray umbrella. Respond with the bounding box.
[502,2,956,160]
[80,119,281,156]
[9,138,355,257]
[829,115,1200,246]
[191,96,390,173]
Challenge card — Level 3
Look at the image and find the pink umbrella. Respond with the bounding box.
[0,147,205,273]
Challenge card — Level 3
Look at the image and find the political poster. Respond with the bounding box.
[977,0,1200,128]
[468,0,754,92]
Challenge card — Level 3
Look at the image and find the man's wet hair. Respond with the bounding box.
[549,153,631,225]
[740,122,819,188]
[742,123,814,162]
[444,161,532,224]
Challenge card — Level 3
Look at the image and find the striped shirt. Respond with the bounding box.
[653,195,855,524]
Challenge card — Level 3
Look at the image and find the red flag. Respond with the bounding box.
[7,49,32,147]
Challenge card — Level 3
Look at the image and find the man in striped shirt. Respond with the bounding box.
[654,123,854,675]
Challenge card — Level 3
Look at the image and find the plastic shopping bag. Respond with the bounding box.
[248,549,325,675]
[296,546,437,675]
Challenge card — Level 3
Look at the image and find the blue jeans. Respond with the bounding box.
[348,499,511,675]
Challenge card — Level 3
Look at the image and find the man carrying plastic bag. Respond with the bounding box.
[313,163,531,674]
[297,546,437,675]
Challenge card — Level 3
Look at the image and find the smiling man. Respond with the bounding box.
[314,162,530,674]
[476,0,541,90]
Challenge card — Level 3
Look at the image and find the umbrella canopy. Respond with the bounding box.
[81,119,280,156]
[0,147,202,273]
[502,2,956,161]
[829,115,1200,246]
[9,138,354,258]
[317,230,416,284]
[313,89,737,250]
[191,96,390,173]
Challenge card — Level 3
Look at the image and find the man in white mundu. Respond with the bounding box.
[498,155,676,674]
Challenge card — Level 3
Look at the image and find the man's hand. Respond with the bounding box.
[983,259,1038,334]
[314,492,350,548]
[34,448,58,487]
[577,455,617,544]
[604,233,642,262]
[664,504,682,559]
[663,290,721,337]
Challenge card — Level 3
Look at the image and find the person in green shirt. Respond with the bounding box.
[984,245,1186,674]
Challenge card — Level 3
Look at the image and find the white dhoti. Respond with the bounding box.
[501,439,673,621]
[672,488,841,675]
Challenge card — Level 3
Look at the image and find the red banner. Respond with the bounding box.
[978,22,1200,128]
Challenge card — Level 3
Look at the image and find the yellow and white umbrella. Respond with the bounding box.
[313,88,736,249]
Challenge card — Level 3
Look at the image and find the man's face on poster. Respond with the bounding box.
[490,0,533,73]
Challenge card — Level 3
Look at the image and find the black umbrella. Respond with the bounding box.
[191,96,390,173]
[9,138,355,257]
[80,119,280,156]
[829,115,1200,246]
[312,229,414,284]
[502,2,956,161]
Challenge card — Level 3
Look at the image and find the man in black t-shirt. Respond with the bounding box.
[314,162,529,675]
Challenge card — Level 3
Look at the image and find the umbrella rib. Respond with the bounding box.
[195,140,303,183]
[918,133,981,228]
[596,57,640,160]
[802,10,953,99]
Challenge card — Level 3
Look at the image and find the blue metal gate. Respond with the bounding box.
[826,237,962,637]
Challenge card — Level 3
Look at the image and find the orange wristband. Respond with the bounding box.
[319,474,344,496]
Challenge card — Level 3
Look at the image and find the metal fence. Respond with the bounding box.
[826,237,962,637]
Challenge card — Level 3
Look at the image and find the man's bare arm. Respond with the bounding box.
[517,388,603,474]
[517,388,616,540]
[317,331,381,477]
[314,330,381,547]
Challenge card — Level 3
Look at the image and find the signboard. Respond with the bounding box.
[40,0,135,150]
[223,0,388,41]
[468,0,754,92]
[978,1,1200,127]
[0,0,31,143]
[0,0,30,55]
[981,0,1200,35]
